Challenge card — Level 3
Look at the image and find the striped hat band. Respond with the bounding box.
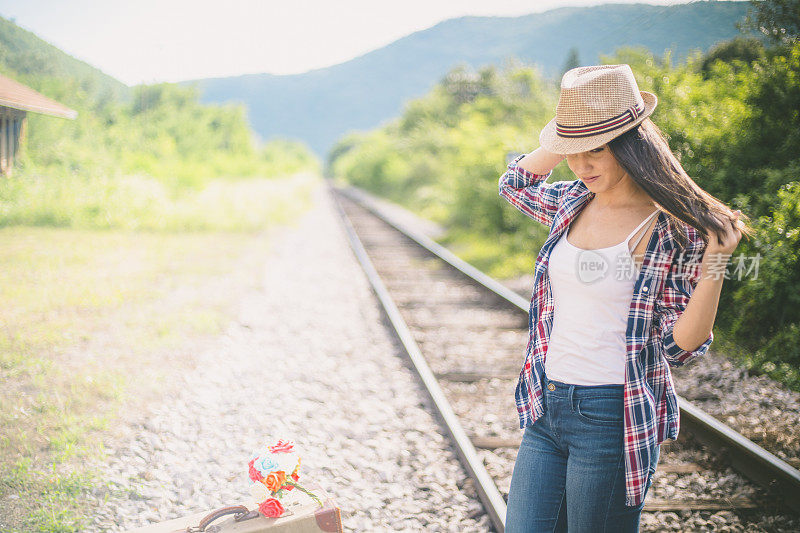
[555,102,644,138]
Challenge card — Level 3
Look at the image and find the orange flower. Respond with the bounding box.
[264,470,286,492]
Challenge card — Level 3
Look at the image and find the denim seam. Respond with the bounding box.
[601,448,626,532]
[552,487,566,533]
[545,395,561,444]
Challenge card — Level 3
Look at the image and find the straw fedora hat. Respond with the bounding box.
[539,64,657,155]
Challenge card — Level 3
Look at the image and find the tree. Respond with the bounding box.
[561,47,581,77]
[738,0,800,44]
[699,36,765,75]
[442,64,482,105]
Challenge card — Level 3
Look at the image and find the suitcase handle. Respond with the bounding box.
[185,505,260,532]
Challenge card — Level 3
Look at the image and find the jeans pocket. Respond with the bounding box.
[574,395,624,425]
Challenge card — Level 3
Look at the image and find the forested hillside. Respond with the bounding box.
[329,11,800,391]
[0,15,129,105]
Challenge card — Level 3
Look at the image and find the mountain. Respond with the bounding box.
[182,1,760,158]
[0,15,129,106]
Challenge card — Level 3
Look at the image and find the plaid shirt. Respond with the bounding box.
[499,153,714,507]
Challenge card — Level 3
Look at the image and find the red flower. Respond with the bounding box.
[258,497,285,518]
[268,439,294,453]
[248,459,264,483]
[291,472,299,481]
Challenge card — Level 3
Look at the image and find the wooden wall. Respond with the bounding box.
[0,106,26,176]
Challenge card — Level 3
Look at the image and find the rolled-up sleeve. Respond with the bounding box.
[656,245,714,367]
[498,153,571,227]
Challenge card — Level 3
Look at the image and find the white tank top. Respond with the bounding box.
[544,209,659,385]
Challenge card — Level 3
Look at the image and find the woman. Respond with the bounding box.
[499,64,751,532]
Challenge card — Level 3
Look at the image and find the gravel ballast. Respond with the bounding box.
[339,191,800,532]
[85,183,489,532]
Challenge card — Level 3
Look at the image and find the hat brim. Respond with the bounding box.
[539,91,657,155]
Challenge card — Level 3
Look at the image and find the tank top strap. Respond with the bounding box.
[626,209,660,251]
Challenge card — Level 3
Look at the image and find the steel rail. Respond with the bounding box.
[333,183,800,515]
[329,184,508,532]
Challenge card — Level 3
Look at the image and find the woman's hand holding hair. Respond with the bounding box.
[672,210,744,353]
[704,210,744,257]
[701,210,744,280]
[517,146,566,176]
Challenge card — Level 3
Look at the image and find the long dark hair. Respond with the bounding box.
[608,118,753,250]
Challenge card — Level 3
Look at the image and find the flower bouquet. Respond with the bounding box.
[248,439,322,518]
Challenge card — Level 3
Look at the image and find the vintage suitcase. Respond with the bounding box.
[124,485,343,533]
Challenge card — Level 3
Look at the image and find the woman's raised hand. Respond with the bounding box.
[705,210,744,257]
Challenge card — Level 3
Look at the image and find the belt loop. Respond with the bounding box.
[568,384,575,408]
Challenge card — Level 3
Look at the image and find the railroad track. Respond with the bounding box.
[330,183,800,532]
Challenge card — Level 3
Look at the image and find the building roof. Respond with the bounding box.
[0,73,77,119]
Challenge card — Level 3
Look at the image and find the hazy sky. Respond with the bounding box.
[0,0,715,86]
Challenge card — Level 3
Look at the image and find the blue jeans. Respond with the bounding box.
[506,374,659,532]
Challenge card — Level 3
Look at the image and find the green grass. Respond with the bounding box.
[0,170,315,231]
[1,458,98,533]
[0,172,316,531]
